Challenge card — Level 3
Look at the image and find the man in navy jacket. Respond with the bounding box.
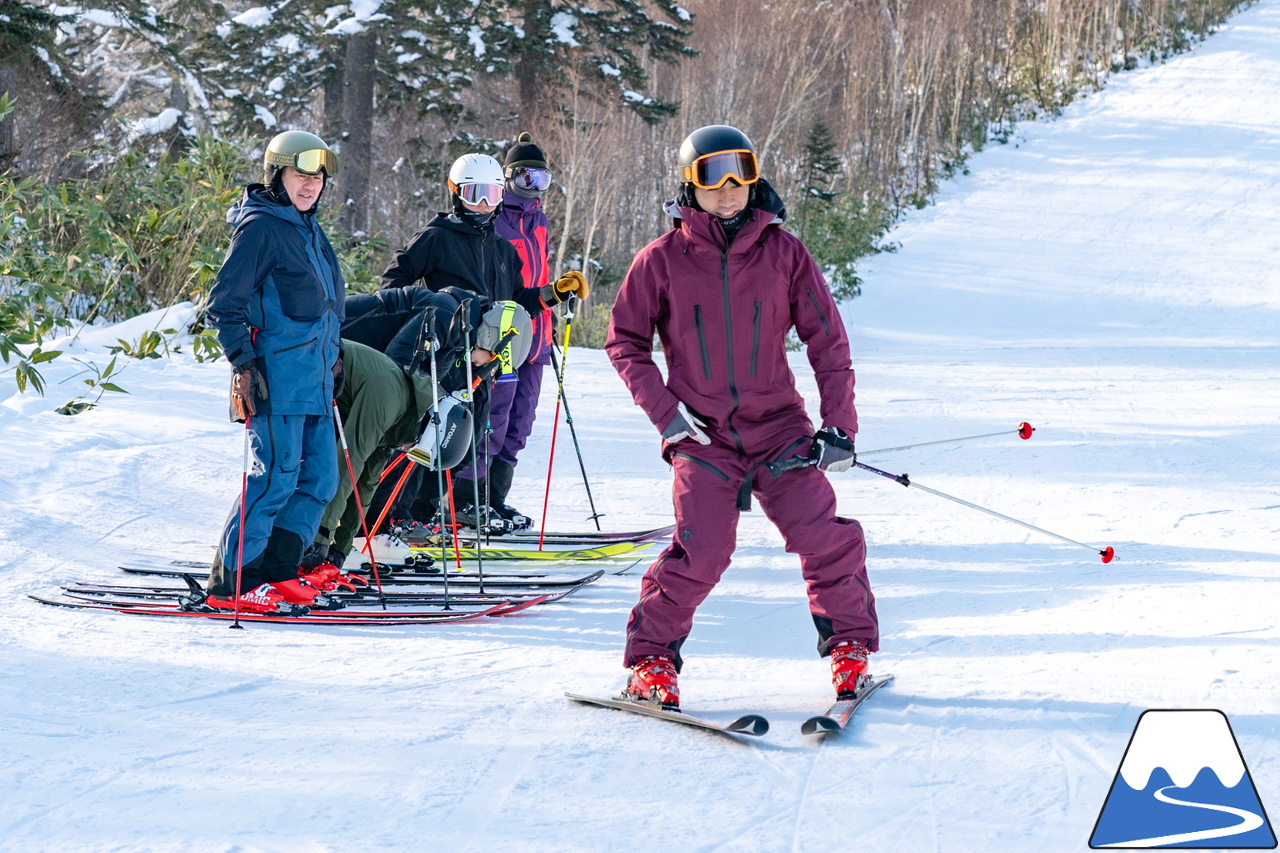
[203,130,346,612]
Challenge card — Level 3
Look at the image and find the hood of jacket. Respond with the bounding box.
[226,184,320,232]
[663,177,787,253]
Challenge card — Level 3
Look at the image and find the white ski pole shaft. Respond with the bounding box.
[858,423,1034,457]
[856,460,1114,563]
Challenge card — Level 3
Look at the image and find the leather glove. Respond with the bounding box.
[661,402,711,445]
[230,359,268,422]
[332,355,345,399]
[542,270,589,304]
[813,427,855,472]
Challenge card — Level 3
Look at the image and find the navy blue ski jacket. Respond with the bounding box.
[207,185,345,416]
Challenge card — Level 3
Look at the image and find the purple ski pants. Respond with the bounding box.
[624,438,879,669]
[457,357,545,483]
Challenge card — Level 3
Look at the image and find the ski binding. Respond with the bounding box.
[801,673,895,735]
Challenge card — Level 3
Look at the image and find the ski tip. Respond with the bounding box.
[1017,422,1034,439]
[1100,546,1115,563]
[800,716,841,736]
[727,715,769,736]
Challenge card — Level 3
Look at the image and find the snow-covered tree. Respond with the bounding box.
[200,0,496,234]
[498,0,696,125]
[1,1,77,168]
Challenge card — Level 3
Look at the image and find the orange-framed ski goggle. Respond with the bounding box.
[449,180,505,206]
[681,149,760,190]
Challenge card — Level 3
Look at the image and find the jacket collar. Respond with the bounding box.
[227,184,315,230]
[667,203,778,254]
[500,193,542,215]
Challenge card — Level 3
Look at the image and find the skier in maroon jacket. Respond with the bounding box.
[605,125,880,710]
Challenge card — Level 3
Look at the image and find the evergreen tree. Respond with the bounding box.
[499,0,696,125]
[792,119,840,244]
[0,1,74,167]
[4,0,205,172]
[200,0,491,233]
[791,118,889,302]
[197,1,695,233]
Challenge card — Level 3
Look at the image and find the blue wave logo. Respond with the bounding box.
[1091,710,1275,848]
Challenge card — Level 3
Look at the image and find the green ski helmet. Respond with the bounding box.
[262,131,338,206]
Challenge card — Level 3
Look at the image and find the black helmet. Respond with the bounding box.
[676,125,759,190]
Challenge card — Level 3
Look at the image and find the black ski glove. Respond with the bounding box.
[300,540,334,570]
[332,355,345,400]
[813,427,855,473]
[230,359,269,423]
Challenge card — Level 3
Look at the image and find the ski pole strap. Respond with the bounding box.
[471,327,520,387]
[497,301,519,376]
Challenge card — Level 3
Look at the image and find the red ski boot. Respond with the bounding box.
[624,656,680,710]
[830,640,871,699]
[298,562,367,593]
[205,579,335,615]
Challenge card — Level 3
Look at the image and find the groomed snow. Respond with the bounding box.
[2,3,1278,850]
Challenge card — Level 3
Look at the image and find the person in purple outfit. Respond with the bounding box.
[605,125,880,710]
[485,132,557,530]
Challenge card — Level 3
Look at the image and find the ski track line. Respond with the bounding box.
[437,742,541,851]
[1097,786,1265,847]
[0,757,150,836]
[788,725,844,852]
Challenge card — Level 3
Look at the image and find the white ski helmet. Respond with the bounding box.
[448,153,505,194]
[407,393,474,471]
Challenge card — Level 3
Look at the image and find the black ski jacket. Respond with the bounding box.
[379,213,547,320]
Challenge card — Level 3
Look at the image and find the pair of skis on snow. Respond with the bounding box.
[566,673,895,739]
[29,525,668,625]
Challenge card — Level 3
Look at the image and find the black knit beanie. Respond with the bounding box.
[504,132,548,169]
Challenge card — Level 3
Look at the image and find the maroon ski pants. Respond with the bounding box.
[624,438,879,669]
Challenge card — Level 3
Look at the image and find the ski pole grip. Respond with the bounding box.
[766,456,813,477]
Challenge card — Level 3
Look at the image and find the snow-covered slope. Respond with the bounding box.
[2,4,1278,851]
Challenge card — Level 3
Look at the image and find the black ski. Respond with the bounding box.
[62,578,588,607]
[119,564,608,589]
[801,674,895,735]
[565,692,768,738]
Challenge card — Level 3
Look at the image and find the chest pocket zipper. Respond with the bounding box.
[750,301,762,376]
[806,289,832,336]
[694,305,713,380]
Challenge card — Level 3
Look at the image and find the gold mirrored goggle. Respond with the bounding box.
[290,148,339,176]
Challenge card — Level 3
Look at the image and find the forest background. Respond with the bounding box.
[0,0,1248,397]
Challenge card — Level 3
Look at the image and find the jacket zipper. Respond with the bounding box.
[693,306,713,379]
[750,301,761,376]
[273,336,318,354]
[720,248,745,455]
[807,288,832,336]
